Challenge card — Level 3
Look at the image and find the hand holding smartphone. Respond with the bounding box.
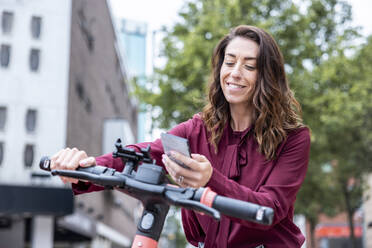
[161,133,191,169]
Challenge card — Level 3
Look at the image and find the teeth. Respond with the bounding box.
[227,83,244,89]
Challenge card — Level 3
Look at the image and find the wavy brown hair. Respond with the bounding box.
[202,25,304,160]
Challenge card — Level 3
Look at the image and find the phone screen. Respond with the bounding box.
[161,133,191,169]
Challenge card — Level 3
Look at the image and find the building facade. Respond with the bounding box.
[0,1,74,247]
[0,0,139,247]
[67,0,140,246]
[0,0,71,186]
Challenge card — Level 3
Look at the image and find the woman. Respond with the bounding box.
[51,25,310,248]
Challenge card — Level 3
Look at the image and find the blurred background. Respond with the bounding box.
[0,0,371,247]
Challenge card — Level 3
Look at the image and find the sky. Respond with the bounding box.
[109,0,185,31]
[348,0,372,37]
[109,0,372,37]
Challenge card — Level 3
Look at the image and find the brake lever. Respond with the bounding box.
[175,198,220,220]
[164,187,221,220]
[51,169,126,187]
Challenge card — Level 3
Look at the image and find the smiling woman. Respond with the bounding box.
[51,25,310,248]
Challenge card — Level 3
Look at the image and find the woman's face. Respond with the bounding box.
[220,37,259,108]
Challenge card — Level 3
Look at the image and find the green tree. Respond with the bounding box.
[133,0,368,247]
[135,0,355,128]
[295,159,341,247]
[326,38,372,248]
[296,37,372,247]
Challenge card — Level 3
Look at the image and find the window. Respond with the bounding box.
[0,107,6,131]
[25,109,37,133]
[76,81,84,100]
[75,80,92,113]
[78,6,95,52]
[0,142,4,166]
[1,44,11,68]
[1,11,14,34]
[24,144,34,168]
[31,16,42,39]
[29,49,40,71]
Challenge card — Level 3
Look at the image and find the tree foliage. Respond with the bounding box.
[135,0,355,128]
[133,0,372,246]
[296,36,372,247]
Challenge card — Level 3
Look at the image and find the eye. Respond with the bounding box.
[224,61,234,66]
[245,65,256,71]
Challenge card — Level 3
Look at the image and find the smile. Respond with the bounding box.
[227,82,246,89]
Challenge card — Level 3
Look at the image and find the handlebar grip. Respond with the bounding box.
[40,156,52,171]
[212,195,274,225]
[39,156,109,175]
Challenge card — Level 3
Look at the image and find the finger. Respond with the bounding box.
[70,178,79,184]
[191,153,208,162]
[163,154,198,180]
[61,176,68,184]
[169,151,192,164]
[60,176,66,184]
[182,179,198,188]
[51,149,65,170]
[61,148,79,169]
[164,154,187,175]
[164,159,197,188]
[52,148,70,170]
[64,151,90,183]
[60,176,78,184]
[168,151,199,171]
[178,176,201,188]
[164,164,179,185]
[66,150,86,170]
[79,156,96,167]
[162,155,177,177]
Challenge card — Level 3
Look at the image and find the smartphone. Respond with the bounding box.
[161,133,191,169]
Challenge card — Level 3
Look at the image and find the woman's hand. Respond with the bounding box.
[50,147,96,184]
[162,151,213,188]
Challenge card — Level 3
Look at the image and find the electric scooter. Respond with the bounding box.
[39,139,274,248]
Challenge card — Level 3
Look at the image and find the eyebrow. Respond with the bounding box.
[226,53,257,61]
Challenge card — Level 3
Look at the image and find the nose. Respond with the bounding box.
[231,64,242,79]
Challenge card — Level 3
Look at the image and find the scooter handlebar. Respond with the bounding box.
[39,156,274,226]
